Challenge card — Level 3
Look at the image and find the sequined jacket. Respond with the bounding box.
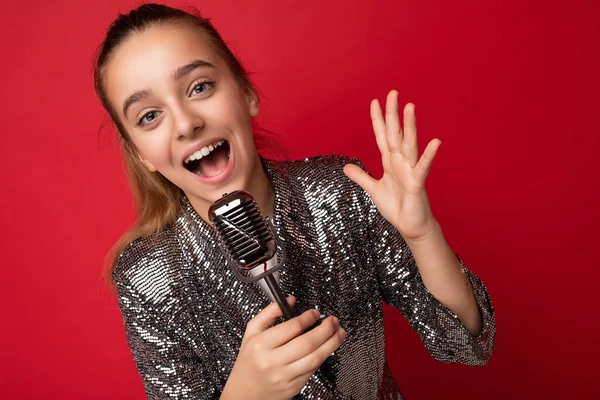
[113,155,496,400]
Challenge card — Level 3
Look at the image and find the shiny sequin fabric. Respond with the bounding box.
[113,155,496,399]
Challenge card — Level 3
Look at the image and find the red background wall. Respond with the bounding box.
[1,0,598,398]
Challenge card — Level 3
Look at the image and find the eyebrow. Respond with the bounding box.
[122,59,216,118]
[171,59,215,80]
[122,89,153,119]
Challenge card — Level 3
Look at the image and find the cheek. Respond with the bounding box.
[209,87,252,125]
[228,101,255,137]
[131,131,173,166]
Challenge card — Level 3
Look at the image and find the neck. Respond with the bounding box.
[254,161,275,221]
[188,153,274,224]
[244,153,274,220]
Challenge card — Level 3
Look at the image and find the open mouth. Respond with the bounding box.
[183,140,231,177]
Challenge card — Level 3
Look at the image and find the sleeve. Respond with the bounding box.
[350,158,496,366]
[112,244,221,399]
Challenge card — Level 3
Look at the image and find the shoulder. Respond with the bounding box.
[112,222,184,305]
[278,154,371,205]
[281,154,368,179]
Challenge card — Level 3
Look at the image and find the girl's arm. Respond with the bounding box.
[402,221,483,335]
[343,91,495,365]
[112,235,221,399]
[352,157,496,365]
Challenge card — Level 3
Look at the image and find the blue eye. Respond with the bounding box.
[190,80,215,96]
[136,110,160,127]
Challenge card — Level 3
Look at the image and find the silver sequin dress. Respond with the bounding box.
[113,155,496,399]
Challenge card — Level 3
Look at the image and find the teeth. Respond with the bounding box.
[184,140,225,164]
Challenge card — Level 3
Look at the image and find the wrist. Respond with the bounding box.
[400,218,441,248]
[221,374,241,400]
[221,377,260,400]
[220,384,234,400]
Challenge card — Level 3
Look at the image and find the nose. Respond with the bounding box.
[172,102,204,140]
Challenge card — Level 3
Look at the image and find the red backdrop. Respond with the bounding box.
[1,0,598,398]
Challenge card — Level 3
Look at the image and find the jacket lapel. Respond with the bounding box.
[176,196,272,326]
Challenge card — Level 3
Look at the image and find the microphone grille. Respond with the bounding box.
[209,191,277,270]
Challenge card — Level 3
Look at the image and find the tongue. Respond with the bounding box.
[198,146,229,177]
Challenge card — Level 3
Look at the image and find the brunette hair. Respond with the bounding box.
[93,3,263,290]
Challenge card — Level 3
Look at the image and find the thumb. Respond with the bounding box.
[343,164,377,196]
[243,296,297,340]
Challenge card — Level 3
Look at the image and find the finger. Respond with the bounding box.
[385,90,403,153]
[414,139,441,183]
[275,316,340,364]
[244,296,297,340]
[402,103,419,167]
[260,308,322,349]
[343,164,377,196]
[370,99,388,153]
[285,326,346,379]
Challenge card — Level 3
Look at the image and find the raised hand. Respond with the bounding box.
[343,90,441,240]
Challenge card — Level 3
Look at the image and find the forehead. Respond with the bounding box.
[105,24,223,102]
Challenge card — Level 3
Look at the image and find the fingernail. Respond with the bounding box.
[339,328,346,339]
[332,317,339,328]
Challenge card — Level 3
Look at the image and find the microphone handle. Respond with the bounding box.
[264,274,295,320]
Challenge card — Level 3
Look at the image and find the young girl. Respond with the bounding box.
[94,4,495,399]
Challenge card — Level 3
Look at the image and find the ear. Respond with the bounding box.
[138,153,158,172]
[245,89,259,117]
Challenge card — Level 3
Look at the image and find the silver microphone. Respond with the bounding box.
[208,190,293,319]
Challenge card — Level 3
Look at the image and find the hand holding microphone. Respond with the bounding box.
[221,296,346,400]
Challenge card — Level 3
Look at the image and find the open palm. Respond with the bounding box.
[343,90,441,240]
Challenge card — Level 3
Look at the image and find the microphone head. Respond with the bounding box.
[209,190,277,271]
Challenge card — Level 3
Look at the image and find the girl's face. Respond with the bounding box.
[104,24,262,216]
